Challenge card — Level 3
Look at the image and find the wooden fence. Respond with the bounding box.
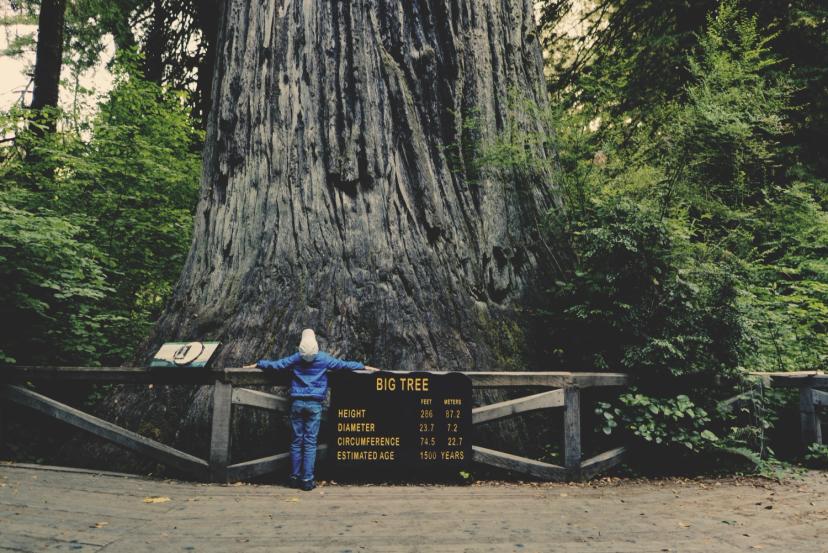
[0,366,629,483]
[749,371,828,447]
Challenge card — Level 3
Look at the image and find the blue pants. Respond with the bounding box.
[289,399,323,481]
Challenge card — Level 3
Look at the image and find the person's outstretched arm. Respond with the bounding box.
[256,352,301,371]
[323,352,370,371]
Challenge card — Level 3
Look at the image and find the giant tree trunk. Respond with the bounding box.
[161,0,558,365]
[106,0,561,469]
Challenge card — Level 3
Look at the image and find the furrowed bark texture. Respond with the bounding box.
[104,0,561,469]
[157,0,559,369]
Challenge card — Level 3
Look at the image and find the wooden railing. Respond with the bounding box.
[0,366,629,483]
[748,371,827,447]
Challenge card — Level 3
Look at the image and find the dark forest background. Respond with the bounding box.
[1,0,826,472]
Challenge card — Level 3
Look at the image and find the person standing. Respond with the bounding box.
[247,329,377,491]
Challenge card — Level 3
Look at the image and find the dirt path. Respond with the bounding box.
[1,463,827,552]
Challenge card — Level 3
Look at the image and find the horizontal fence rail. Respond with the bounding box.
[0,366,630,387]
[748,371,828,389]
[1,366,630,483]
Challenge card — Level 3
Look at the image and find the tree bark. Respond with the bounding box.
[30,0,66,134]
[158,0,558,366]
[109,0,562,469]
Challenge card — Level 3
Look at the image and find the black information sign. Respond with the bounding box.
[329,371,472,476]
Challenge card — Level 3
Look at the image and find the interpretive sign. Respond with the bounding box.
[149,341,221,367]
[329,371,472,476]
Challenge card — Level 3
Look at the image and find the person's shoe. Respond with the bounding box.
[287,475,300,489]
[300,479,316,491]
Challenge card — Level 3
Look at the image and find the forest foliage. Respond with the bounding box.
[0,0,826,469]
[523,0,827,465]
[0,53,202,365]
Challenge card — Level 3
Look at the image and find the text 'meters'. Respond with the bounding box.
[330,371,472,476]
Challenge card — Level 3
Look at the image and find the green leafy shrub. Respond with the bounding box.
[0,51,202,365]
[0,196,110,364]
[804,443,828,469]
[543,199,745,382]
[597,392,718,451]
[59,53,203,361]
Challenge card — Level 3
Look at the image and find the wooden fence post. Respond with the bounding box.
[563,386,581,478]
[209,381,233,483]
[800,387,822,447]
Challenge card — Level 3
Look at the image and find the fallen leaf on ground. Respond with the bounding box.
[283,497,300,503]
[91,522,109,528]
[678,522,691,528]
[143,496,171,504]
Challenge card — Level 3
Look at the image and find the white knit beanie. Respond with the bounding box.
[298,328,319,362]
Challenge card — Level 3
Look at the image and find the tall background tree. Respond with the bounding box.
[28,0,65,134]
[1,0,218,125]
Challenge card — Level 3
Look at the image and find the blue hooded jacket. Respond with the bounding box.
[256,352,364,400]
